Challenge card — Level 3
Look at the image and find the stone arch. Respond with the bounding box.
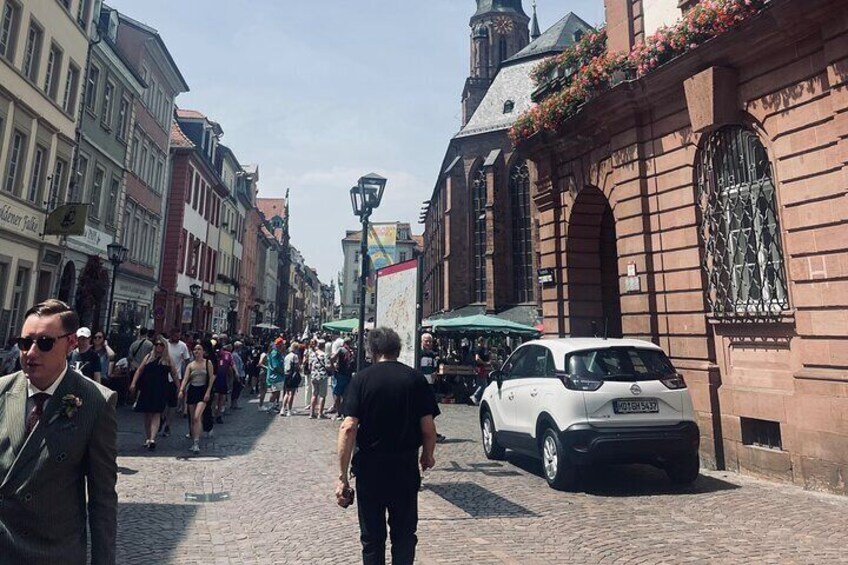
[566,186,623,337]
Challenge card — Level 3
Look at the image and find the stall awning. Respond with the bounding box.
[422,314,541,337]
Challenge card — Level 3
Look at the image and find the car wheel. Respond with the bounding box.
[666,451,700,485]
[541,427,576,491]
[481,411,506,460]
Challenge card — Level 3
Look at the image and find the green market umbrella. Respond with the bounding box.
[424,314,541,337]
[321,318,374,333]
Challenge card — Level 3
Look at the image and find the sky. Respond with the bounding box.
[106,0,606,294]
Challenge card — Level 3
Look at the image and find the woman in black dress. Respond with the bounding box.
[129,337,179,450]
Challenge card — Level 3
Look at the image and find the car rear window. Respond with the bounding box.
[564,347,676,382]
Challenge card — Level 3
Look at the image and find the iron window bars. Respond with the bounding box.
[696,125,789,317]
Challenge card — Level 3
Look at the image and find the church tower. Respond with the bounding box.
[462,0,531,125]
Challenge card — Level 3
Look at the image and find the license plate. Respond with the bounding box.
[613,398,659,414]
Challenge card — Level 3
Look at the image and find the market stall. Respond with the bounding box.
[421,314,541,403]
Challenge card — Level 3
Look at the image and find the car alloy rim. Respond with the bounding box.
[543,436,557,479]
[483,418,493,452]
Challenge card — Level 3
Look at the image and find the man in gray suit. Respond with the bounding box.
[0,299,117,564]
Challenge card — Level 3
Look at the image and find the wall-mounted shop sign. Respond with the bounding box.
[0,199,43,238]
[537,267,556,286]
[68,225,113,255]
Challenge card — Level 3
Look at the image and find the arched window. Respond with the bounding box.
[510,160,533,303]
[696,126,788,316]
[499,38,508,63]
[472,165,487,303]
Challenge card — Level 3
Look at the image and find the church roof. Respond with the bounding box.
[507,12,593,62]
[456,12,594,139]
[473,0,527,19]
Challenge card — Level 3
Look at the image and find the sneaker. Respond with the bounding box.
[286,410,292,417]
[279,410,286,417]
[436,433,446,443]
[309,414,317,419]
[190,443,200,454]
[185,433,191,439]
[147,441,156,451]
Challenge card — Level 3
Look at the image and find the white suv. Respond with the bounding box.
[479,338,700,490]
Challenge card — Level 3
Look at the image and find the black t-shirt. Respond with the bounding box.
[345,360,440,455]
[72,348,101,380]
[475,346,490,365]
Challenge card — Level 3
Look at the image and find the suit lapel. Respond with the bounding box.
[2,371,79,490]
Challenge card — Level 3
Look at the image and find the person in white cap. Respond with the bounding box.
[69,326,102,383]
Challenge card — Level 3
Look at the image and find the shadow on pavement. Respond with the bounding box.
[506,453,740,496]
[424,481,538,518]
[117,502,198,563]
[116,399,275,458]
[437,438,474,445]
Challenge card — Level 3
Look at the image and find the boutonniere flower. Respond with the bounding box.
[49,394,83,424]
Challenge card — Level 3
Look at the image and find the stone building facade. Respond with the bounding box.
[519,0,848,493]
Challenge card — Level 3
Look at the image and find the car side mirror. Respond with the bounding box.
[489,369,503,390]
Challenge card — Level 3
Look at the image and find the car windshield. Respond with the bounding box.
[564,347,676,382]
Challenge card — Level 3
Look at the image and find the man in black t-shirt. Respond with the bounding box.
[68,327,102,383]
[336,327,439,565]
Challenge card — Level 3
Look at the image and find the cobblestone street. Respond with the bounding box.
[114,395,848,564]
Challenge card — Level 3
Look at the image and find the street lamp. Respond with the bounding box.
[105,243,128,336]
[189,283,202,330]
[228,299,237,334]
[350,172,387,372]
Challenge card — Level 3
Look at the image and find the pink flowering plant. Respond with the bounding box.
[511,0,769,145]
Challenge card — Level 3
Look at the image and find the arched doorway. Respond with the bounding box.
[58,261,76,304]
[566,187,622,337]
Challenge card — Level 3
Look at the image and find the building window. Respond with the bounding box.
[76,0,90,30]
[107,176,120,226]
[696,125,788,316]
[117,95,130,140]
[503,99,514,114]
[63,62,80,114]
[43,43,62,99]
[510,160,533,303]
[0,1,20,62]
[9,266,30,338]
[498,38,508,63]
[472,164,487,303]
[27,145,46,203]
[101,79,115,128]
[49,157,67,209]
[84,65,99,111]
[741,417,782,450]
[22,20,42,82]
[90,166,104,219]
[4,130,26,195]
[73,154,88,202]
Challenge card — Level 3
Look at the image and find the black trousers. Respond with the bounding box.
[354,452,420,565]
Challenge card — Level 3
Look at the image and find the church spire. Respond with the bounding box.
[530,1,541,40]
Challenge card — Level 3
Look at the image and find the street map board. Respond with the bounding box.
[375,259,419,369]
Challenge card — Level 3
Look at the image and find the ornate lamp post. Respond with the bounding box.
[105,243,128,336]
[349,172,387,372]
[189,283,202,330]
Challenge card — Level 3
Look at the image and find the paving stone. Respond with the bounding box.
[115,398,848,564]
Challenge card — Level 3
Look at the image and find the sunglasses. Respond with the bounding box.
[17,332,75,353]
[94,335,104,340]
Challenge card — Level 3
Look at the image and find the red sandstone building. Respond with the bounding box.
[513,0,848,493]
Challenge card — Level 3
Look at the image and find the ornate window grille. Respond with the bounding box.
[510,160,534,303]
[696,126,789,316]
[472,165,487,303]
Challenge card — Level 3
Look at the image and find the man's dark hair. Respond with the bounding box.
[24,299,80,335]
[139,327,149,337]
[367,327,402,360]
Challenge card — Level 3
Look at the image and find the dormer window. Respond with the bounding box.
[573,30,584,42]
[503,100,515,114]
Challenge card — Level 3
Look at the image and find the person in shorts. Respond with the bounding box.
[309,339,330,418]
[213,343,234,424]
[280,342,301,417]
[331,337,355,420]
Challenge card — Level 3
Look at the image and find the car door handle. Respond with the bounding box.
[530,390,538,397]
[508,393,514,400]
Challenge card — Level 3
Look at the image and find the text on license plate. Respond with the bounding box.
[613,399,659,414]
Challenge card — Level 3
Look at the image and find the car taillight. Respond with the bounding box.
[660,373,687,389]
[559,375,604,391]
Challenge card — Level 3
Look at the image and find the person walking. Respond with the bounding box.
[330,337,355,420]
[127,327,153,376]
[336,327,439,565]
[178,343,215,454]
[91,331,115,385]
[419,333,446,443]
[230,341,246,410]
[265,338,286,412]
[470,337,491,405]
[308,338,329,418]
[213,343,235,424]
[129,337,179,450]
[69,327,102,383]
[0,299,118,564]
[280,342,301,417]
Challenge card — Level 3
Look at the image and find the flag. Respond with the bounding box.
[43,204,88,236]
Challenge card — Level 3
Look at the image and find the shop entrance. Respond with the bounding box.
[565,187,622,337]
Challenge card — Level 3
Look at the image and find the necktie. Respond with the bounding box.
[26,393,50,436]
